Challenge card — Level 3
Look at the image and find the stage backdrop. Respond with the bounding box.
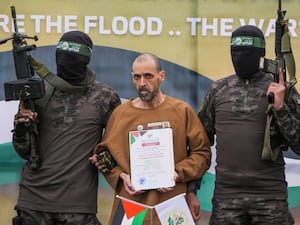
[1,1,299,224]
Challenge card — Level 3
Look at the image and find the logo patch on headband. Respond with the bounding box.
[56,41,92,57]
[231,36,265,48]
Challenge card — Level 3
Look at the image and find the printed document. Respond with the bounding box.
[129,127,175,190]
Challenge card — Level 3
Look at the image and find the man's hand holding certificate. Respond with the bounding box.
[129,125,175,190]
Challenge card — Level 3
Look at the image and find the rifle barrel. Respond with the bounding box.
[11,6,18,33]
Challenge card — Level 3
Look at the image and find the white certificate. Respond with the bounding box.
[129,128,175,190]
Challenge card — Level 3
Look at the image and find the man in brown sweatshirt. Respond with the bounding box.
[90,52,211,225]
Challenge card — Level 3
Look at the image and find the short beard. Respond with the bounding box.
[138,87,157,102]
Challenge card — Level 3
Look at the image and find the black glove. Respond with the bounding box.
[13,113,29,137]
[12,113,31,160]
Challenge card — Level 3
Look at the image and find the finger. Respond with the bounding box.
[19,100,24,110]
[88,157,94,163]
[18,117,30,123]
[134,190,144,195]
[157,188,164,193]
[88,156,95,162]
[90,155,98,161]
[193,213,200,221]
[194,207,200,216]
[33,112,38,119]
[173,171,178,181]
[100,167,109,173]
[189,208,197,221]
[278,68,284,85]
[18,110,35,119]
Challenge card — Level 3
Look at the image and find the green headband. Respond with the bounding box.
[56,41,92,57]
[231,36,265,48]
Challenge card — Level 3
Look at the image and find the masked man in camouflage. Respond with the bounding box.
[198,25,300,225]
[12,31,121,225]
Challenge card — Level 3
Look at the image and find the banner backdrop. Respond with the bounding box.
[1,1,300,224]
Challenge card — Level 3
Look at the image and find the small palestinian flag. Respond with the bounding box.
[112,195,152,225]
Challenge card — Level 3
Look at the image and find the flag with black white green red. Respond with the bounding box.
[112,195,153,225]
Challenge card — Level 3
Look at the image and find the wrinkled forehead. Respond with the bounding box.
[132,57,158,73]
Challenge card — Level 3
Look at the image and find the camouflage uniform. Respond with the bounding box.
[198,71,300,225]
[12,69,121,225]
[14,207,102,225]
[209,197,294,225]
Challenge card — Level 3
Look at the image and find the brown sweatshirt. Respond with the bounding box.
[94,95,211,225]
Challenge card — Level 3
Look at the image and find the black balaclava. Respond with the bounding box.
[56,31,93,85]
[231,25,265,79]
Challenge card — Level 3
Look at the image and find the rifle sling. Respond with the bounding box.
[40,68,95,94]
[262,106,286,163]
[281,21,297,85]
[281,29,297,101]
[35,67,95,110]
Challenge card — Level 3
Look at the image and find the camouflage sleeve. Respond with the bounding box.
[99,86,121,128]
[198,86,216,146]
[274,87,300,155]
[187,179,201,193]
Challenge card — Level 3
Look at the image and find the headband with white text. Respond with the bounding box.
[56,41,92,56]
[231,36,265,48]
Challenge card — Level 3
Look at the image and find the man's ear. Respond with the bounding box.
[159,70,165,82]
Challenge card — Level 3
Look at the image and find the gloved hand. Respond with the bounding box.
[13,113,31,160]
[95,148,117,173]
[29,56,52,78]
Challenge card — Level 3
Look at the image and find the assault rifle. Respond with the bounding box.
[274,0,297,97]
[261,0,297,162]
[0,6,45,170]
[260,0,296,103]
